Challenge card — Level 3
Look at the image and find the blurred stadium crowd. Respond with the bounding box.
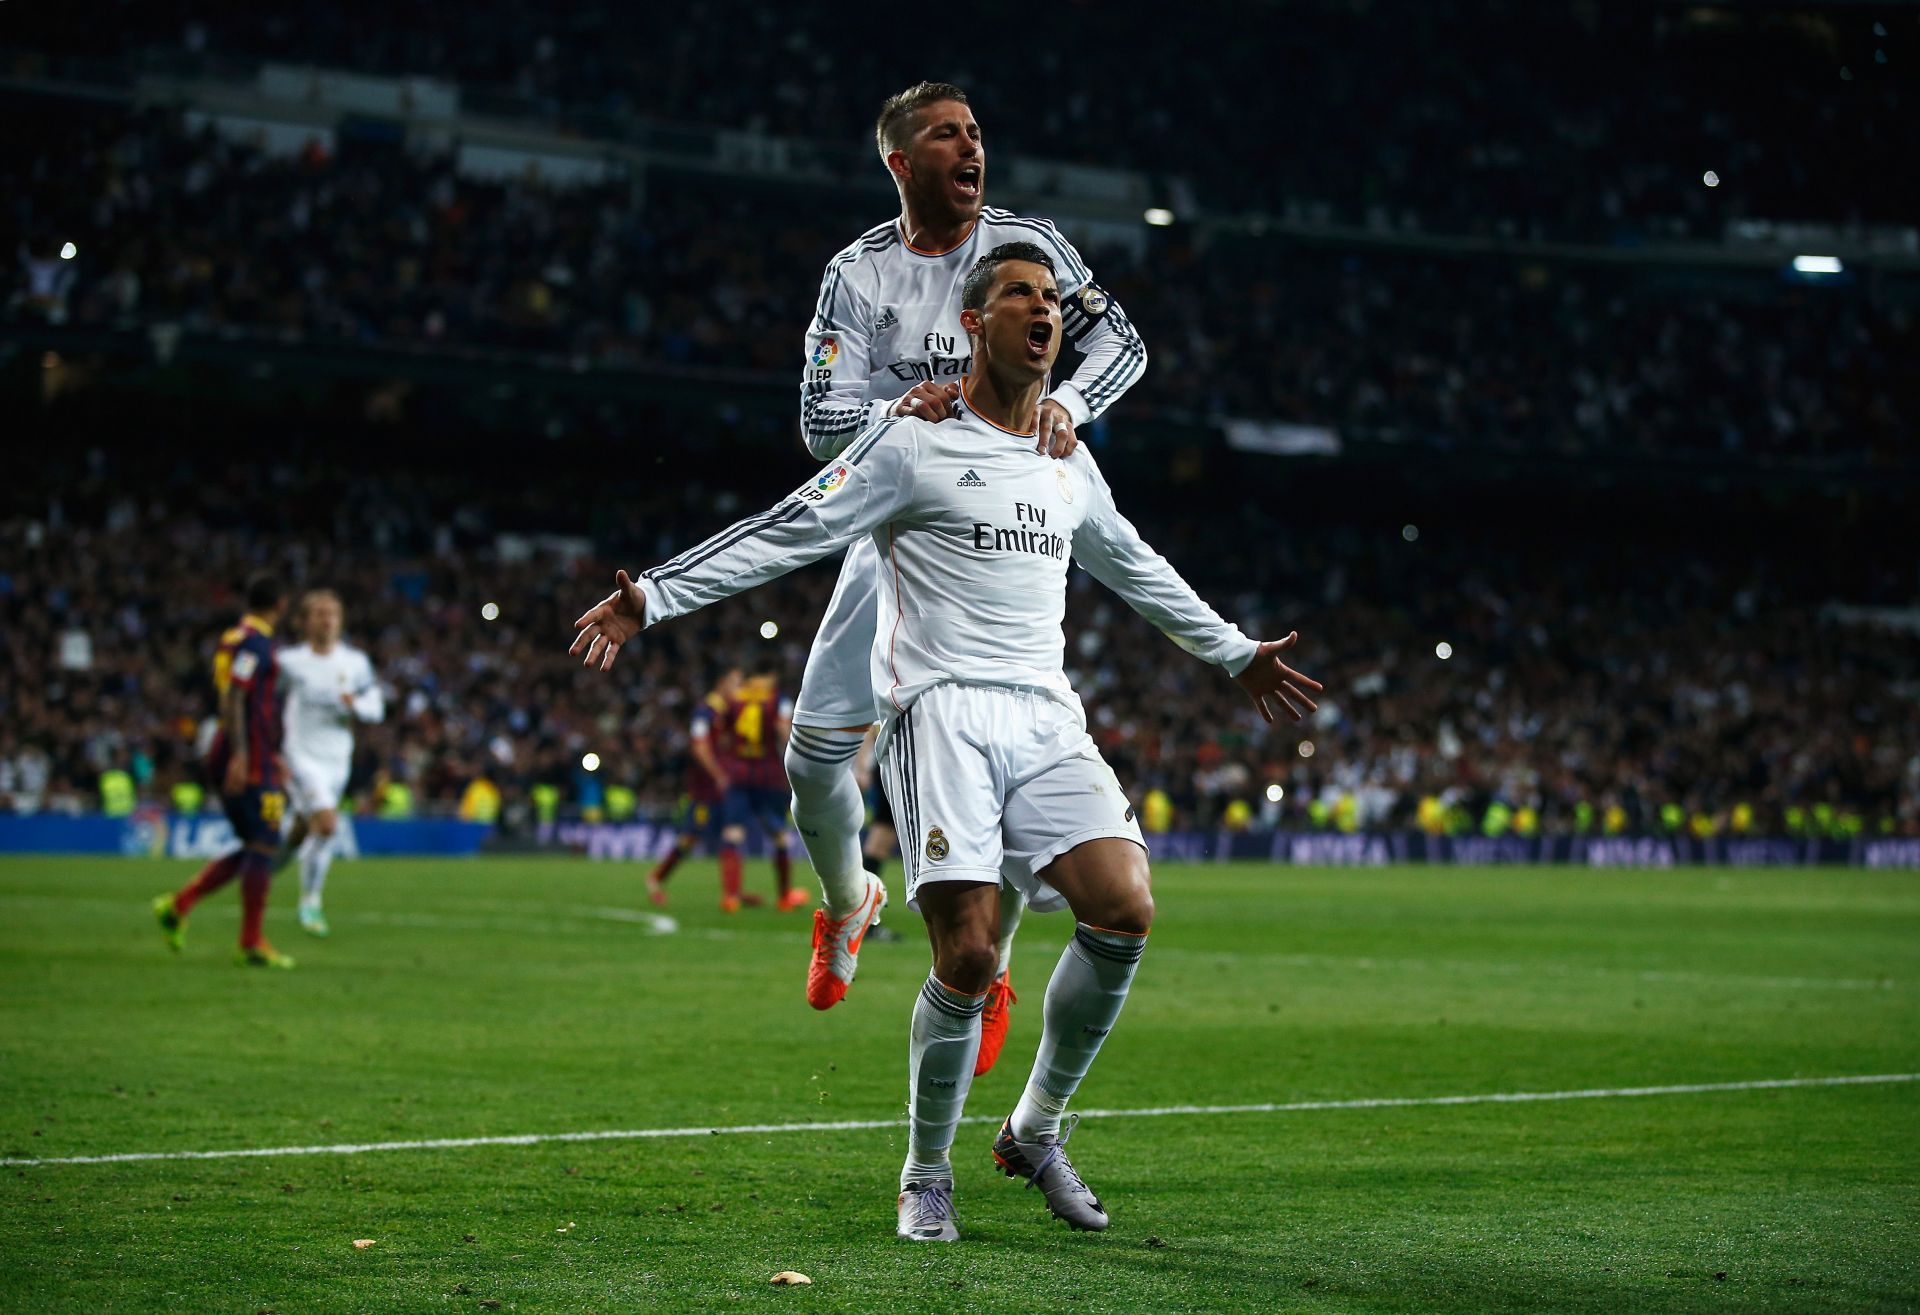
[10,0,1914,234]
[7,109,1914,465]
[2,2,1915,842]
[3,444,1915,839]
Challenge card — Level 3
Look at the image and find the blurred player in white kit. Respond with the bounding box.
[276,590,384,936]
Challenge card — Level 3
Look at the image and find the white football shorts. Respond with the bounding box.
[285,751,350,817]
[878,681,1146,913]
[791,535,881,729]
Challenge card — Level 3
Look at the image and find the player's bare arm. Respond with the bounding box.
[221,680,248,794]
[1233,632,1323,724]
[690,727,730,793]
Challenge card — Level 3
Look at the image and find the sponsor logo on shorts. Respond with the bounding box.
[926,827,950,862]
[810,336,839,367]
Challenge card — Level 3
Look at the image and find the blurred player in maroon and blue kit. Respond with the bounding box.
[715,659,806,913]
[645,678,732,907]
[152,574,296,968]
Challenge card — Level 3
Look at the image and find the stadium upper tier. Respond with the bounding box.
[7,0,1914,236]
[1,436,1913,838]
[5,109,1914,467]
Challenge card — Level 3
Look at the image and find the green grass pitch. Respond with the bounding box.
[1,855,1915,1314]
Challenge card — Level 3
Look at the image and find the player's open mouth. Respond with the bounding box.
[954,165,982,198]
[1026,320,1054,357]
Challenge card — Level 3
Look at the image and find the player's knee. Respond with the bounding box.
[313,810,339,838]
[720,825,746,847]
[932,939,999,995]
[783,742,825,788]
[1101,852,1156,935]
[784,733,859,802]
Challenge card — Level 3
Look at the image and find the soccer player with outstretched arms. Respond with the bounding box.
[571,242,1319,1240]
[790,83,1149,1074]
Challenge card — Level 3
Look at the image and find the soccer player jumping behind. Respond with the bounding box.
[791,83,1149,1061]
[572,244,1318,1240]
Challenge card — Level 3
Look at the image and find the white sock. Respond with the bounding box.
[994,883,1027,976]
[1009,924,1147,1143]
[298,832,334,907]
[902,972,985,1188]
[785,728,869,916]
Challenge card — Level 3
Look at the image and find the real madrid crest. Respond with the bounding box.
[925,827,950,862]
[1055,465,1074,503]
[1078,285,1110,317]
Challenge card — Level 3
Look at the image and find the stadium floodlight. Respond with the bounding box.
[480,602,500,621]
[1702,171,1720,188]
[581,752,601,772]
[759,620,779,639]
[1297,740,1315,759]
[1792,255,1843,275]
[1265,783,1285,803]
[1436,642,1454,660]
[1143,208,1176,227]
[59,242,77,260]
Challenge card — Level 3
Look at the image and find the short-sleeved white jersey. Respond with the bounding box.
[639,396,1255,727]
[277,643,383,767]
[800,208,1148,459]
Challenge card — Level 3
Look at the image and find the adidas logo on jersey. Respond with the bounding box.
[873,306,899,333]
[956,469,987,488]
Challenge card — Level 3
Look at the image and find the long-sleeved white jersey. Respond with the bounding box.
[800,208,1148,460]
[639,398,1257,726]
[277,643,384,767]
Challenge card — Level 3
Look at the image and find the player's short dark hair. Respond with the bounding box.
[960,242,1056,312]
[244,572,285,612]
[875,81,969,161]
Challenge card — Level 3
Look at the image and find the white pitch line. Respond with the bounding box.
[5,1073,1913,1169]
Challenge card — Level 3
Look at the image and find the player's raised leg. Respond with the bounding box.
[792,546,892,1004]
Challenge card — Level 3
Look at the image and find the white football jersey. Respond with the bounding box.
[639,396,1256,726]
[801,207,1147,459]
[277,643,384,766]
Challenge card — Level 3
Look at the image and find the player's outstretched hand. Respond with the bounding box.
[571,570,647,672]
[889,382,960,422]
[1233,632,1323,725]
[1037,398,1079,459]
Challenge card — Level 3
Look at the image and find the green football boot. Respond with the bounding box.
[235,943,296,970]
[152,893,186,952]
